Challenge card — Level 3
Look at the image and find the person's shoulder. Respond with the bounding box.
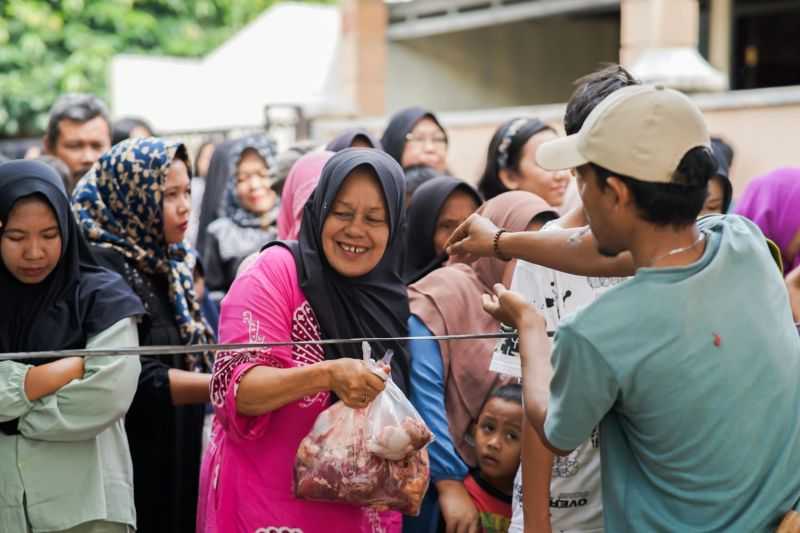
[90,245,128,274]
[542,219,565,232]
[699,213,763,239]
[206,216,233,236]
[410,262,471,292]
[510,259,553,298]
[513,258,550,278]
[258,243,296,266]
[701,214,780,268]
[241,244,299,289]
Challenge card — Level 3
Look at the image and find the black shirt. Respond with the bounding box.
[93,246,206,533]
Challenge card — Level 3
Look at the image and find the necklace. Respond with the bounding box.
[648,232,706,267]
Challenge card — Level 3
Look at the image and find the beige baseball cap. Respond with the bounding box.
[536,85,710,183]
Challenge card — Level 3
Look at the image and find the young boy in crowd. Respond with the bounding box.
[463,383,525,533]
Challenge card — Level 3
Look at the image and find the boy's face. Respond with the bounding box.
[474,397,523,487]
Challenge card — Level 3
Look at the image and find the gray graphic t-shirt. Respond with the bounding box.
[502,225,622,532]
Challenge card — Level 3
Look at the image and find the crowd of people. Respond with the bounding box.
[1,63,800,533]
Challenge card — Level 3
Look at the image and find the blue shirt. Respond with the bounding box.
[544,215,800,532]
[408,315,469,482]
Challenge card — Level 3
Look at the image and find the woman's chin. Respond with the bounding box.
[246,200,275,215]
[328,253,380,278]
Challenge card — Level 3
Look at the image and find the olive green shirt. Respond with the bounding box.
[0,318,141,532]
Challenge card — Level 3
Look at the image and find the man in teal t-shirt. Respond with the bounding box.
[472,83,800,532]
[546,213,800,531]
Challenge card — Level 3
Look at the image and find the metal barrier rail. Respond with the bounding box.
[0,332,516,361]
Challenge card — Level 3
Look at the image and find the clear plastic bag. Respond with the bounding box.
[294,343,433,515]
[364,346,433,461]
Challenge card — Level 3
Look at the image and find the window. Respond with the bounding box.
[732,0,800,90]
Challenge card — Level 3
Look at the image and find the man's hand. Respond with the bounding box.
[445,214,499,264]
[482,283,545,331]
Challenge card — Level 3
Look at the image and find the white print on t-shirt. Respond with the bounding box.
[553,428,600,479]
[551,490,591,509]
[505,225,625,533]
[586,276,626,290]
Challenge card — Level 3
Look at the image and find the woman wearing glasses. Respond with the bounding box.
[204,135,280,297]
[381,107,449,173]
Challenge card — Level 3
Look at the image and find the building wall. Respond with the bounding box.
[439,88,800,198]
[315,87,800,200]
[386,14,620,113]
[703,103,800,196]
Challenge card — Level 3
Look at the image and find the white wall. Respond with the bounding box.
[109,3,340,133]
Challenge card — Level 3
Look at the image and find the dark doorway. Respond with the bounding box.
[732,1,800,90]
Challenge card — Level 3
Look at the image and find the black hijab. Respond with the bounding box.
[266,148,411,392]
[710,137,734,213]
[0,160,144,360]
[326,128,383,152]
[404,176,482,284]
[196,137,237,255]
[380,107,447,167]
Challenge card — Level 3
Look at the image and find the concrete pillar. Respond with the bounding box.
[339,0,387,116]
[621,0,699,66]
[620,0,726,91]
[708,0,732,76]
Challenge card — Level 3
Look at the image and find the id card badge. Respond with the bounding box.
[489,323,521,378]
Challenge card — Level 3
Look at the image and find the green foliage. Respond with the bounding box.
[0,0,335,138]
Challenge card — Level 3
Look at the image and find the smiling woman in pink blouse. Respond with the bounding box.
[199,148,411,533]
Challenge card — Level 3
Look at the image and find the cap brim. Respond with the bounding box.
[535,134,588,171]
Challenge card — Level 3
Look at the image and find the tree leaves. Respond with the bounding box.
[0,0,335,138]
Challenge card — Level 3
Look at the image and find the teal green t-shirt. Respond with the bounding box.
[543,215,800,532]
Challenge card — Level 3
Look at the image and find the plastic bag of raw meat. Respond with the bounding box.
[363,346,433,461]
[294,343,433,515]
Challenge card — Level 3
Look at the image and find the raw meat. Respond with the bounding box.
[367,416,433,461]
[294,403,430,515]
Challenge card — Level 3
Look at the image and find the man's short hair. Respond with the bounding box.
[46,94,111,148]
[563,66,714,227]
[112,117,154,146]
[588,146,716,227]
[564,65,640,136]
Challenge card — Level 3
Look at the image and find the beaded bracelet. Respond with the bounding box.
[493,229,510,261]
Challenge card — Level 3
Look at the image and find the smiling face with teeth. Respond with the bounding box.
[321,167,390,277]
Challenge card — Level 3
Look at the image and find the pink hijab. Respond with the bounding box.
[408,191,557,466]
[277,151,334,240]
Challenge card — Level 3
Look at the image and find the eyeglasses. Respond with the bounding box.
[405,133,448,147]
